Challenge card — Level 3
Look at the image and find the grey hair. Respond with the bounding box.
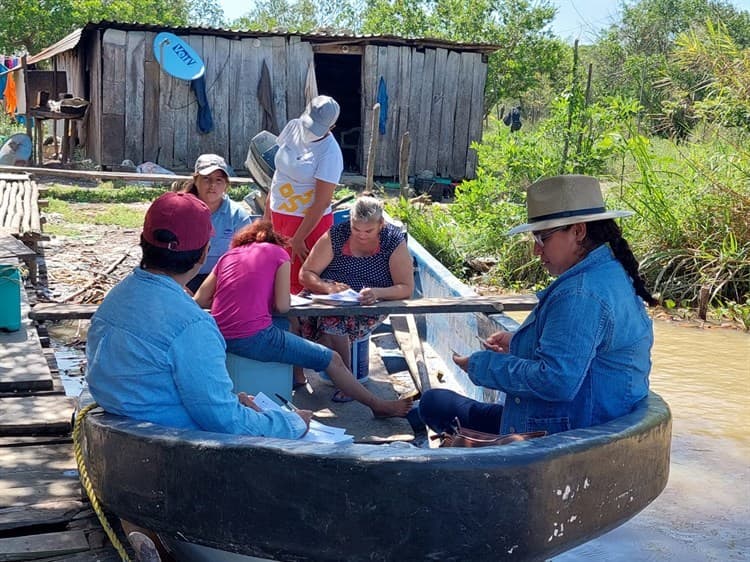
[351,195,384,222]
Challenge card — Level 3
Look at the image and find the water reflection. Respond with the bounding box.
[553,321,750,561]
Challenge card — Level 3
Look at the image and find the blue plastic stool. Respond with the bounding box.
[225,353,293,404]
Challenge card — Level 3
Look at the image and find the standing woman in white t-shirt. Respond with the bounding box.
[265,95,344,294]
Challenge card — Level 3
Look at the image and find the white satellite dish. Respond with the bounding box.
[0,133,32,166]
[153,32,205,81]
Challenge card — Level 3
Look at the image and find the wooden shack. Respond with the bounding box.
[31,22,497,180]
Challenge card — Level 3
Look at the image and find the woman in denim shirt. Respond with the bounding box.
[418,175,657,437]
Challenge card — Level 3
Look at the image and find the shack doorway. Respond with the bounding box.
[313,53,362,173]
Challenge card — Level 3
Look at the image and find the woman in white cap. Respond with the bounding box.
[183,153,256,293]
[417,175,657,439]
[265,95,344,295]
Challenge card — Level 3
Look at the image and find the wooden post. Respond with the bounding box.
[398,131,411,198]
[365,103,380,192]
[698,285,710,321]
[21,56,34,165]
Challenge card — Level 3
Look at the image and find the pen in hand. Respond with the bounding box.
[275,393,298,411]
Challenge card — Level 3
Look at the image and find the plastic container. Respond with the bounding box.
[225,353,293,403]
[319,335,370,383]
[0,264,22,332]
[333,208,350,225]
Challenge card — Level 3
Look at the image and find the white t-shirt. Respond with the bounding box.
[269,118,344,217]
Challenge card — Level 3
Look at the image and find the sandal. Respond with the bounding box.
[331,389,354,403]
[292,378,308,391]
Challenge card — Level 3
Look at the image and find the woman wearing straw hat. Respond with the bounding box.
[417,175,658,438]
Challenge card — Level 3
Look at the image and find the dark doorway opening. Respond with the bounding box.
[314,53,362,173]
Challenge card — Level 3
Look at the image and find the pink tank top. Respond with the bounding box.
[210,243,289,339]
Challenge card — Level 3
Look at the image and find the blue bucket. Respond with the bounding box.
[333,208,350,225]
[0,264,22,332]
[319,335,370,383]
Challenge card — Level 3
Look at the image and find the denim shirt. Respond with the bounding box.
[199,197,256,274]
[468,245,652,435]
[86,267,306,438]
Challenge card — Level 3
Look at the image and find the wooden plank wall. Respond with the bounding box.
[95,28,486,179]
[361,45,487,180]
[98,31,312,172]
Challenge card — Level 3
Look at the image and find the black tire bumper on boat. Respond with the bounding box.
[82,391,671,561]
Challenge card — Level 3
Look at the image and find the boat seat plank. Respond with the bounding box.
[0,289,54,392]
[294,350,414,444]
[28,295,539,322]
[0,530,89,561]
[390,314,431,394]
[0,396,75,436]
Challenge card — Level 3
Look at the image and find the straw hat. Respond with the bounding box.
[507,175,633,235]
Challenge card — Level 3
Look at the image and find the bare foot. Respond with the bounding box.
[371,396,414,418]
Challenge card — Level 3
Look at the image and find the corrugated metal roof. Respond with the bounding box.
[27,27,84,65]
[29,20,500,61]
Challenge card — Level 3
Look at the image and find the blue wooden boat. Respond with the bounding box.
[79,234,671,561]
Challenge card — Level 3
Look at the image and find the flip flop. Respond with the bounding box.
[331,389,354,403]
[292,378,308,391]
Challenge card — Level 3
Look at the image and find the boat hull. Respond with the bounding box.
[82,391,670,562]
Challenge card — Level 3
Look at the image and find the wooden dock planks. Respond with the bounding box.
[0,530,89,561]
[0,395,74,436]
[0,289,54,393]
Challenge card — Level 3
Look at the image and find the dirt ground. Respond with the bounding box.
[36,202,147,304]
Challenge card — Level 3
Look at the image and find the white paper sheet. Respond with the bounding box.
[309,288,361,304]
[253,392,354,444]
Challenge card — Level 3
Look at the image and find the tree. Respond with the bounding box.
[231,0,358,32]
[360,0,566,115]
[587,0,750,134]
[0,0,225,54]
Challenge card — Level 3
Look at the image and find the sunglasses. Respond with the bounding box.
[531,225,568,247]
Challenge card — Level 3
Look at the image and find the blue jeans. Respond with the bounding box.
[418,389,503,434]
[226,323,332,373]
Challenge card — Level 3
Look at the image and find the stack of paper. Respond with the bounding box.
[290,294,313,306]
[309,288,361,304]
[253,392,354,444]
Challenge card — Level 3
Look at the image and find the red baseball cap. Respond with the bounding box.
[142,192,214,251]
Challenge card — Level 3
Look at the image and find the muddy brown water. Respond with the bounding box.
[553,321,750,561]
[49,319,749,560]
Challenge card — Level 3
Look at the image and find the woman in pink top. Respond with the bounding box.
[194,221,412,418]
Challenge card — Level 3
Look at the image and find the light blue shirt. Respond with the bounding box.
[86,267,306,438]
[200,197,257,274]
[469,245,653,434]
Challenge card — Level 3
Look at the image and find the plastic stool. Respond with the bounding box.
[225,353,293,404]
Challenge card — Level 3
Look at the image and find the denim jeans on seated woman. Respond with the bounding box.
[225,322,332,372]
[418,388,503,434]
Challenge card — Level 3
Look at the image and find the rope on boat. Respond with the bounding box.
[73,402,133,562]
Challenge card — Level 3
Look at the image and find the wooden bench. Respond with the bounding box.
[28,295,538,322]
[0,173,43,283]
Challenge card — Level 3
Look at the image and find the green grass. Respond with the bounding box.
[46,199,145,228]
[46,184,166,203]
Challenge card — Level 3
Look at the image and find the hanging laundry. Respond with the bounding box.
[191,74,213,134]
[377,76,388,135]
[4,71,17,115]
[257,60,278,134]
[304,60,318,105]
[0,63,8,100]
